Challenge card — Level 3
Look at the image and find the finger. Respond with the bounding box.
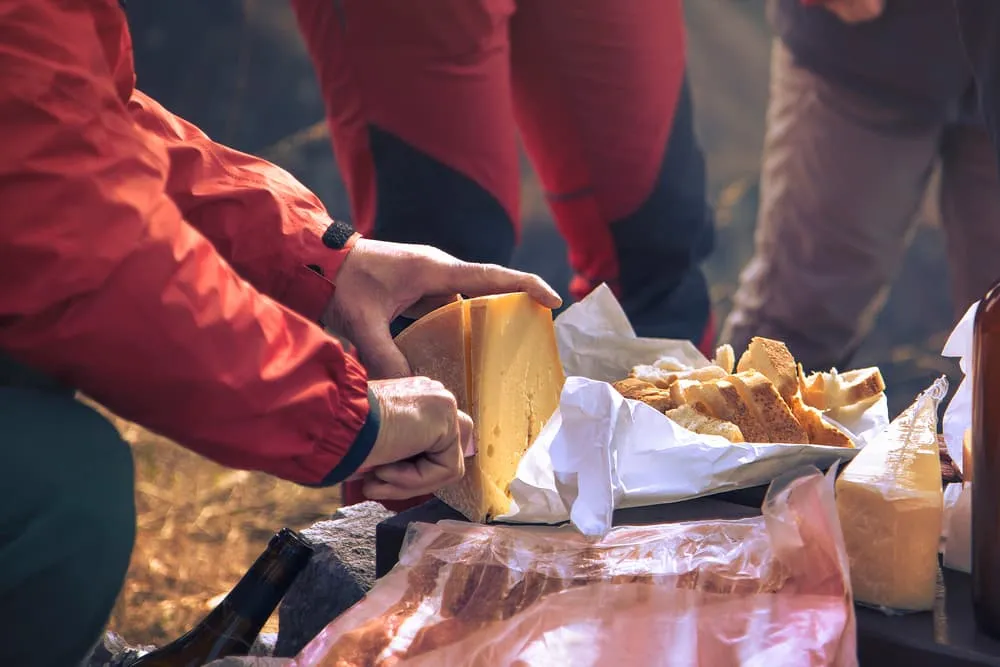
[359,469,414,501]
[378,442,462,487]
[351,316,412,379]
[370,418,464,494]
[448,263,562,310]
[361,452,462,500]
[457,410,475,456]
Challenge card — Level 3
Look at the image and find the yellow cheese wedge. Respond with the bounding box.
[835,390,943,611]
[394,293,564,522]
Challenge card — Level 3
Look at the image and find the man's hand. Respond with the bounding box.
[805,0,885,23]
[357,377,473,500]
[324,239,562,379]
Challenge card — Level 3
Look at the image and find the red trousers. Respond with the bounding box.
[290,0,716,510]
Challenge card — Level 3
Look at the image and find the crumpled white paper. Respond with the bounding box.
[940,301,978,573]
[498,285,890,536]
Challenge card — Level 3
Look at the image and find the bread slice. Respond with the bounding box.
[730,370,809,444]
[612,377,678,412]
[675,381,725,418]
[629,364,680,389]
[789,395,854,448]
[713,344,736,375]
[669,378,699,407]
[708,378,772,444]
[798,365,885,410]
[736,337,799,403]
[664,405,745,443]
[682,379,770,444]
[629,363,730,390]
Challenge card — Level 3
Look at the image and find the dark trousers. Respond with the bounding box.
[293,0,715,346]
[0,355,136,666]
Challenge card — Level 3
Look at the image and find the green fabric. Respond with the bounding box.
[0,356,136,667]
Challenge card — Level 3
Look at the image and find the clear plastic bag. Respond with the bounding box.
[292,467,856,667]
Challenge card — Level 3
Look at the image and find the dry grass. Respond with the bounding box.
[99,406,342,647]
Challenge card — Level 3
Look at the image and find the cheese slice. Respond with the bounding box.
[835,389,943,611]
[394,293,564,522]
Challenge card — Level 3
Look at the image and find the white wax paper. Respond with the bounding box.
[497,285,891,536]
[940,300,978,572]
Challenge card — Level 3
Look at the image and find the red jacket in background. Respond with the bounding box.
[0,0,376,486]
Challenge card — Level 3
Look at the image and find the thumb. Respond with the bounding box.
[351,321,412,379]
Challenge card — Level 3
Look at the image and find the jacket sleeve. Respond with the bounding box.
[0,0,376,487]
[126,90,360,323]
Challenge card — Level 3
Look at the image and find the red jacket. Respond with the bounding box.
[0,0,377,485]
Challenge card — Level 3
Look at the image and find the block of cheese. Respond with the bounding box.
[835,386,944,611]
[394,293,565,522]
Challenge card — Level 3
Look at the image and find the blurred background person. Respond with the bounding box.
[720,0,1000,371]
[288,0,717,353]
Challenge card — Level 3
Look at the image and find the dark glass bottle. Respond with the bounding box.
[972,282,1000,638]
[133,527,314,666]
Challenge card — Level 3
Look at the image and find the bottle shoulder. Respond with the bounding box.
[977,282,1000,328]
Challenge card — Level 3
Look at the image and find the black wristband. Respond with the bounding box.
[311,387,380,487]
[322,220,356,250]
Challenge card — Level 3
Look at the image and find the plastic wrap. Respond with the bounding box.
[292,468,856,667]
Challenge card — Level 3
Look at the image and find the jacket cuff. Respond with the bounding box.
[279,225,362,324]
[311,387,381,487]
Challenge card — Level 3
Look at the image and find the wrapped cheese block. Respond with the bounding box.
[835,377,947,612]
[394,293,564,522]
[292,469,856,667]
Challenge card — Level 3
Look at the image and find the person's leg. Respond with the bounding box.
[0,356,136,667]
[719,40,943,371]
[291,0,521,510]
[938,121,1000,318]
[290,0,521,266]
[509,0,715,351]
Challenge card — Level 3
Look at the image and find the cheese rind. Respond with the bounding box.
[394,299,470,411]
[835,387,943,611]
[394,293,564,522]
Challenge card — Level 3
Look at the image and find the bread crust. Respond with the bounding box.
[730,370,809,444]
[737,337,798,403]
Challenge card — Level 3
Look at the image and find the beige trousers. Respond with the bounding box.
[721,40,1000,371]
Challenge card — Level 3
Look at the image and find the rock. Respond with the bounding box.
[250,632,278,657]
[204,658,291,666]
[83,632,154,667]
[274,501,395,657]
[85,629,280,666]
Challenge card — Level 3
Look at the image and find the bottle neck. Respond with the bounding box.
[221,568,291,628]
[222,530,314,626]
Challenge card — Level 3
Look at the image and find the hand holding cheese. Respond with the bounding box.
[321,239,562,379]
[394,292,565,522]
[357,377,474,501]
